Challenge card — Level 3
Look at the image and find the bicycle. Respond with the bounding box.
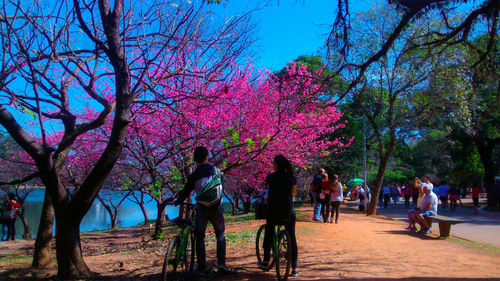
[161,202,196,281]
[256,223,292,281]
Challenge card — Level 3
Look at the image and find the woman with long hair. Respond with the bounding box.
[329,174,343,223]
[258,155,299,276]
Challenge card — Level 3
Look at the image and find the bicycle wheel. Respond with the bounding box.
[256,224,275,268]
[275,230,292,281]
[256,224,266,263]
[162,235,191,281]
[162,236,180,281]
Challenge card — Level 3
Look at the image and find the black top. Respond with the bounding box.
[265,171,296,223]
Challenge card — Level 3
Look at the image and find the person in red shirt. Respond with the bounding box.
[472,186,481,215]
[320,173,332,223]
[3,193,22,241]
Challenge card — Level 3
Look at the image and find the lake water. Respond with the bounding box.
[8,189,181,239]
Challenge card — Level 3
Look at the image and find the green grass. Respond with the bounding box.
[225,212,256,224]
[0,256,31,263]
[225,229,257,245]
[448,237,500,254]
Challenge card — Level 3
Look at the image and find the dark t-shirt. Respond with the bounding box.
[265,171,296,223]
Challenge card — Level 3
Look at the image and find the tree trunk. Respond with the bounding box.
[367,150,394,216]
[153,202,167,239]
[55,212,91,278]
[32,190,55,269]
[96,193,117,229]
[111,215,118,229]
[476,141,497,208]
[18,212,31,239]
[139,200,149,225]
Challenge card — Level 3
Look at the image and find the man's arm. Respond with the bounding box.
[175,176,195,204]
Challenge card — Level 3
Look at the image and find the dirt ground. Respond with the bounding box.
[1,205,500,280]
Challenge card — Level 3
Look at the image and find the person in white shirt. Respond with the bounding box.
[329,174,343,223]
[415,177,437,234]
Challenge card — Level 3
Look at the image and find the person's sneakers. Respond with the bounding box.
[404,225,413,230]
[422,227,431,234]
[218,264,230,274]
[291,268,299,277]
[257,261,270,271]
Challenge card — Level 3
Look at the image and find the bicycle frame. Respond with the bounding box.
[271,225,283,258]
[172,204,196,266]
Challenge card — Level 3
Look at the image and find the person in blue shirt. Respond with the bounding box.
[438,182,450,211]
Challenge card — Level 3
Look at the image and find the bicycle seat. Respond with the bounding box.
[172,217,192,227]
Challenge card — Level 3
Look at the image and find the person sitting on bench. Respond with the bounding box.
[415,183,438,234]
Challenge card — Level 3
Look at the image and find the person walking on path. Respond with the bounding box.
[390,184,399,205]
[175,146,228,274]
[310,168,325,221]
[449,184,460,213]
[320,173,332,223]
[258,155,299,277]
[1,193,22,241]
[383,185,391,209]
[329,174,343,222]
[472,186,481,215]
[403,183,412,209]
[438,182,450,212]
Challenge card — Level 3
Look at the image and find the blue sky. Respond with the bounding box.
[220,1,370,71]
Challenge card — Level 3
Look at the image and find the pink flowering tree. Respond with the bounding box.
[89,61,351,237]
[0,0,253,278]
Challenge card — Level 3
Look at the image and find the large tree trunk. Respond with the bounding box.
[55,212,91,278]
[476,141,497,208]
[32,190,55,269]
[367,140,396,216]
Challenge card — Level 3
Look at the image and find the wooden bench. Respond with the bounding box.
[424,215,464,238]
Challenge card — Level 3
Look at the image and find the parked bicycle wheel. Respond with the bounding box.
[275,230,292,281]
[162,234,194,281]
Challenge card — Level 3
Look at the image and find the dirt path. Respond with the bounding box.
[1,205,500,280]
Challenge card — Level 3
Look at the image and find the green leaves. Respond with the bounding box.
[20,105,36,120]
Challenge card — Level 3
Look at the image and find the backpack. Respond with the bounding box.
[195,168,223,207]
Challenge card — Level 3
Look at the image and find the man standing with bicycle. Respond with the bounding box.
[175,146,228,275]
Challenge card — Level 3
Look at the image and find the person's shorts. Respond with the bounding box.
[421,210,435,217]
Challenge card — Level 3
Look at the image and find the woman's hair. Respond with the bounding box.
[274,154,294,175]
[329,173,338,182]
[321,173,328,181]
